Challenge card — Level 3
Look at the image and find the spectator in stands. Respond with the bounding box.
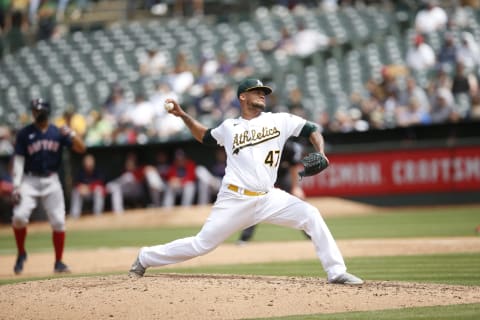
[449,2,475,29]
[277,0,319,11]
[427,65,453,101]
[315,109,332,133]
[399,77,431,114]
[395,97,431,127]
[451,61,478,98]
[378,65,403,98]
[291,22,335,66]
[28,0,41,25]
[54,107,88,139]
[84,110,115,146]
[406,34,436,71]
[414,0,448,35]
[321,0,338,12]
[35,1,57,41]
[382,88,403,127]
[348,107,370,132]
[216,52,233,76]
[436,32,457,72]
[125,93,156,130]
[138,46,168,78]
[455,31,480,72]
[258,27,294,57]
[69,153,106,219]
[167,51,196,95]
[230,51,255,81]
[0,1,9,31]
[197,52,219,84]
[103,84,132,124]
[217,84,240,120]
[430,88,456,123]
[358,90,385,130]
[106,152,164,213]
[112,123,139,145]
[163,149,196,208]
[365,77,386,103]
[195,148,225,205]
[173,0,204,16]
[4,9,26,54]
[56,0,90,21]
[192,81,220,118]
[286,87,306,116]
[329,109,355,133]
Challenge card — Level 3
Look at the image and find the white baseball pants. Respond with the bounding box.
[139,187,347,280]
[12,173,66,231]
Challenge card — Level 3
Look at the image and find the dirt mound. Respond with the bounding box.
[1,274,479,320]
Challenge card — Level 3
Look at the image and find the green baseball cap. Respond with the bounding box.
[237,78,273,97]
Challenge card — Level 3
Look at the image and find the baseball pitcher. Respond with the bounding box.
[129,79,363,285]
[11,98,86,274]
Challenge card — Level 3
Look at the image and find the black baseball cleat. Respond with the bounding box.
[14,252,27,275]
[128,255,146,278]
[54,261,71,273]
[328,272,364,285]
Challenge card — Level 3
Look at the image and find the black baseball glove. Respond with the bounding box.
[298,152,329,179]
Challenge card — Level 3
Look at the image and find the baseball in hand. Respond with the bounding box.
[164,101,174,111]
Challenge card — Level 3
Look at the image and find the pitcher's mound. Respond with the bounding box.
[1,273,479,320]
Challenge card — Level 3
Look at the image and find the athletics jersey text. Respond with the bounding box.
[233,126,280,154]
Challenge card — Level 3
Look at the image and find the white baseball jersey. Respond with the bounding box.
[211,112,305,192]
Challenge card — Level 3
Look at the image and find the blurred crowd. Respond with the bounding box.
[0,0,95,58]
[1,1,480,152]
[291,0,480,133]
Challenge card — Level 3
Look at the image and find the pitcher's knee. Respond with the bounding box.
[12,216,28,229]
[50,217,66,231]
[192,238,218,255]
[301,205,322,229]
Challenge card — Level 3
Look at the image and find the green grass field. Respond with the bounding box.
[0,207,478,253]
[1,206,479,319]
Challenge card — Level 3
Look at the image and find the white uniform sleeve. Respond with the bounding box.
[281,113,306,138]
[210,121,226,146]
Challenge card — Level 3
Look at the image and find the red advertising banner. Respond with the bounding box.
[300,146,480,197]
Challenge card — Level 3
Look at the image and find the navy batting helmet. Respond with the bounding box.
[30,98,51,114]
